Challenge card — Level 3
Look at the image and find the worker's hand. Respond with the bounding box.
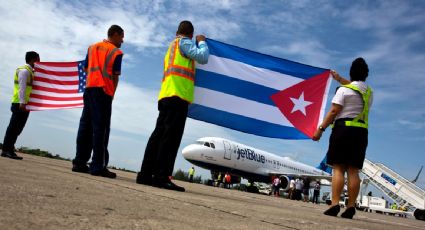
[330,70,341,82]
[312,129,323,141]
[196,35,206,42]
[19,103,27,111]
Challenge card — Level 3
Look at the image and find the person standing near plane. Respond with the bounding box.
[217,173,223,187]
[313,180,321,204]
[272,176,281,197]
[224,172,231,189]
[313,57,373,219]
[289,178,296,200]
[72,25,124,178]
[294,178,303,200]
[136,21,209,192]
[188,166,195,183]
[302,177,310,202]
[1,51,40,160]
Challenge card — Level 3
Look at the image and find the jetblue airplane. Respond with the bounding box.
[182,137,332,189]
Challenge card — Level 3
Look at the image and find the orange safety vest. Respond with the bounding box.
[86,40,123,96]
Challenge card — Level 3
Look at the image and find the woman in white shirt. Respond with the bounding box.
[313,58,373,219]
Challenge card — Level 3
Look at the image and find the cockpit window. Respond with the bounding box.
[197,140,215,149]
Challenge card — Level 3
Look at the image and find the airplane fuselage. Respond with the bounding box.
[182,137,330,185]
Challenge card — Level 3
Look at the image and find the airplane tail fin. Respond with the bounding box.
[317,155,332,175]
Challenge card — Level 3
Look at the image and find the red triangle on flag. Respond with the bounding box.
[270,70,330,138]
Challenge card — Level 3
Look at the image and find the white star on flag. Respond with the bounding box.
[289,92,313,116]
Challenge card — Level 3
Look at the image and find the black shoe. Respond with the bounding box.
[341,207,356,219]
[136,172,152,185]
[90,168,116,178]
[153,178,185,192]
[324,205,341,217]
[72,164,89,173]
[1,151,23,160]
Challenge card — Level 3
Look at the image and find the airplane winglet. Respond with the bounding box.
[412,165,423,183]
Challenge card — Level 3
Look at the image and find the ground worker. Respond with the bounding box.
[1,51,40,160]
[391,203,397,210]
[72,25,124,178]
[315,58,373,219]
[136,20,209,192]
[217,173,223,187]
[188,166,195,182]
[225,173,231,189]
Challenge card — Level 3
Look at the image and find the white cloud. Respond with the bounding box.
[261,40,333,68]
[111,82,158,135]
[397,119,425,130]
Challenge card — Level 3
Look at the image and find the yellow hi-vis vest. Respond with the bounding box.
[340,84,372,129]
[189,168,195,176]
[158,38,195,103]
[11,65,34,104]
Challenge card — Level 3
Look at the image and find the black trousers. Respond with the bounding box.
[140,96,188,179]
[2,103,30,153]
[313,190,320,204]
[73,88,112,173]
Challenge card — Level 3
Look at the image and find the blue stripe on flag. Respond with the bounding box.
[206,38,327,79]
[196,69,279,106]
[189,104,308,139]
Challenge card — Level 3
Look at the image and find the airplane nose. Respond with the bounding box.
[182,145,196,159]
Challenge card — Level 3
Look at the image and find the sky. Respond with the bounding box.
[0,0,424,191]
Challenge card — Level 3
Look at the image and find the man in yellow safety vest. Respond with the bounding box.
[188,166,195,183]
[1,51,40,160]
[137,21,209,192]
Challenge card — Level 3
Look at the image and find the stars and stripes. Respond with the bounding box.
[26,61,86,111]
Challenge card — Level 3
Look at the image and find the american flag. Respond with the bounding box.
[27,61,86,111]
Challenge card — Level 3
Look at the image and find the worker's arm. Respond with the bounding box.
[112,54,123,92]
[113,75,119,90]
[312,103,343,141]
[179,36,209,64]
[83,53,89,73]
[17,68,30,110]
[331,70,351,85]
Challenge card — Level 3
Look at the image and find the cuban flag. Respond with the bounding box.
[188,39,332,139]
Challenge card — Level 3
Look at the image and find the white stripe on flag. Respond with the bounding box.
[36,65,77,72]
[35,72,79,81]
[194,87,291,126]
[28,97,83,105]
[33,81,79,90]
[318,73,333,125]
[197,55,302,90]
[30,90,82,98]
[26,105,82,111]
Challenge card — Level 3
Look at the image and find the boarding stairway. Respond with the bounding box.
[361,159,425,220]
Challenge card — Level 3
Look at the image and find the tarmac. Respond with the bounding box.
[1,153,425,230]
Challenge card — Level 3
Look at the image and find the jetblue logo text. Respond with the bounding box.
[236,148,266,164]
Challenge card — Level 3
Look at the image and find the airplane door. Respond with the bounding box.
[223,141,232,160]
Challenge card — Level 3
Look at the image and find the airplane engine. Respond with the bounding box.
[279,176,290,190]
